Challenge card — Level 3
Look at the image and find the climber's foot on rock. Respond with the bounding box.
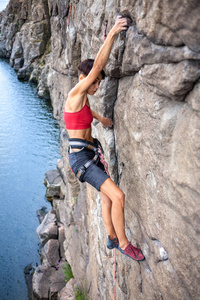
[107,235,119,249]
[118,242,145,261]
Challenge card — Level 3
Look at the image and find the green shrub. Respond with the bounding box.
[62,261,74,282]
[74,278,89,300]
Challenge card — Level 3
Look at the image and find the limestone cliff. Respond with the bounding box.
[1,1,200,299]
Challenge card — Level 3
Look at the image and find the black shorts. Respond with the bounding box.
[68,139,110,191]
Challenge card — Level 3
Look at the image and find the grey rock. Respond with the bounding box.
[186,80,200,112]
[36,206,48,224]
[10,32,23,64]
[42,239,60,267]
[122,26,200,75]
[24,264,33,300]
[31,0,50,23]
[141,60,200,101]
[114,74,200,300]
[152,240,169,263]
[36,210,58,245]
[53,199,66,225]
[44,169,62,186]
[32,263,66,299]
[17,65,33,80]
[0,41,10,57]
[37,63,50,99]
[0,0,29,58]
[43,169,64,200]
[132,0,200,52]
[58,224,66,260]
[14,57,24,71]
[32,264,53,300]
[57,278,76,300]
[49,262,66,297]
[57,158,67,184]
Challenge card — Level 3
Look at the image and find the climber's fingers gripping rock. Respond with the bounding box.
[113,15,131,34]
[101,117,113,128]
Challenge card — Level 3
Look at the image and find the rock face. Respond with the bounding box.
[0,0,51,84]
[1,1,200,300]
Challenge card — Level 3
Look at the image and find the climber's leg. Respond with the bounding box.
[100,191,117,239]
[100,178,145,261]
[100,178,129,250]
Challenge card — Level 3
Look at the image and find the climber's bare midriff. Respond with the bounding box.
[65,94,94,152]
[68,128,94,153]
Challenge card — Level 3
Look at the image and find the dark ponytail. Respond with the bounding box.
[78,59,106,79]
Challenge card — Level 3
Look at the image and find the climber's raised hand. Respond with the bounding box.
[112,15,131,35]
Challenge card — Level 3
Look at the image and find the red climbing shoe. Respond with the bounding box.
[118,243,145,261]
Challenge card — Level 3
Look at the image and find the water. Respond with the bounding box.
[0,59,61,299]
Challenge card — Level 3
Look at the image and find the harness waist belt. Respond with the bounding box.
[69,138,99,152]
[68,138,102,182]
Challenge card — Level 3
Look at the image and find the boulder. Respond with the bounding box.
[36,206,48,224]
[49,262,67,298]
[36,210,58,245]
[32,262,67,300]
[32,264,54,300]
[57,278,75,300]
[42,239,60,267]
[53,199,66,224]
[24,264,34,300]
[17,65,33,80]
[43,169,64,200]
[13,57,24,71]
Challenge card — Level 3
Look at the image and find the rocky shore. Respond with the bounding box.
[1,0,200,299]
[31,167,77,300]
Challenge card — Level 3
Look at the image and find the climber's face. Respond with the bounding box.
[88,74,102,95]
[79,73,102,95]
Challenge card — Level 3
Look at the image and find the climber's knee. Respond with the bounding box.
[100,191,112,206]
[113,190,125,208]
[102,197,112,209]
[100,178,125,208]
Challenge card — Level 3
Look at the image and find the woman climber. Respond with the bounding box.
[64,16,145,262]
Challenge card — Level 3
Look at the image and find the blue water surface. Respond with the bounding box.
[0,59,61,300]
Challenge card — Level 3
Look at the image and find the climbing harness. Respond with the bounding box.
[67,2,72,27]
[69,138,109,181]
[104,20,108,40]
[97,146,110,176]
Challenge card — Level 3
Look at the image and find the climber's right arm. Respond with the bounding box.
[69,16,129,98]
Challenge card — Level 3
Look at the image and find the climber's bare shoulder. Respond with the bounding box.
[64,91,86,113]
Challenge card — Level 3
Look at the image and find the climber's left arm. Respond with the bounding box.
[91,109,113,128]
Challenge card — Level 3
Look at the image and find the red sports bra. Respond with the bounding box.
[64,102,93,130]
